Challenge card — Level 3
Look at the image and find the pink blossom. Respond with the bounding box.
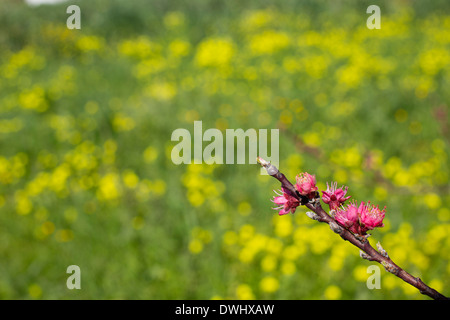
[295,172,318,199]
[272,187,300,216]
[321,182,351,210]
[359,201,385,231]
[335,202,359,232]
[335,201,385,235]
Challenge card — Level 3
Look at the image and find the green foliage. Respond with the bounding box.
[0,0,449,299]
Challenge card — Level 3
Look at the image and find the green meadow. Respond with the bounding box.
[0,0,449,299]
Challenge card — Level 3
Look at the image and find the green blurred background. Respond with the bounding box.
[0,0,449,299]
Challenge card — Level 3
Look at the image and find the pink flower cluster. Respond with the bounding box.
[295,172,318,199]
[272,172,317,215]
[321,181,385,235]
[271,174,386,235]
[335,201,385,235]
[272,187,300,215]
[322,182,351,210]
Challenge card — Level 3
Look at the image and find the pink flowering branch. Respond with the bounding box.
[257,157,449,300]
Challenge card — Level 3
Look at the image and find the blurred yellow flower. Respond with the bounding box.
[122,170,140,189]
[353,265,369,282]
[414,77,434,99]
[261,255,277,272]
[97,172,121,201]
[282,56,301,73]
[143,146,159,163]
[282,245,304,261]
[84,101,99,114]
[145,81,176,101]
[19,85,48,112]
[241,10,274,30]
[169,39,191,57]
[189,239,203,254]
[4,46,45,78]
[374,186,388,201]
[239,247,256,263]
[418,48,450,75]
[382,275,397,290]
[187,190,205,207]
[113,113,136,132]
[249,30,290,55]
[327,243,350,271]
[259,276,279,293]
[394,109,408,123]
[302,55,329,79]
[236,284,255,300]
[119,36,158,60]
[223,230,238,246]
[281,261,296,275]
[64,208,78,223]
[15,191,33,215]
[150,179,166,196]
[279,110,292,126]
[77,35,104,52]
[265,238,283,255]
[195,38,235,68]
[324,285,341,300]
[164,11,186,29]
[438,208,450,222]
[191,227,213,244]
[400,279,418,296]
[274,216,293,238]
[424,193,441,209]
[41,221,55,236]
[429,279,444,293]
[28,284,42,299]
[303,132,321,148]
[238,201,252,216]
[333,169,348,184]
[336,65,362,88]
[134,57,166,78]
[382,157,402,178]
[49,164,71,193]
[239,224,255,243]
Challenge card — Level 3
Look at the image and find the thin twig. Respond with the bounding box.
[257,157,449,300]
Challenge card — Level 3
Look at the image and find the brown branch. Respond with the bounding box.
[257,157,449,300]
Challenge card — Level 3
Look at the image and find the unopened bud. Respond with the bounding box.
[376,242,389,258]
[308,196,321,206]
[355,233,370,243]
[359,250,374,261]
[329,220,343,234]
[306,211,321,221]
[257,157,278,175]
[256,156,270,167]
[381,261,399,275]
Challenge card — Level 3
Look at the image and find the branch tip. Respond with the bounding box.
[260,158,449,300]
[256,156,270,168]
